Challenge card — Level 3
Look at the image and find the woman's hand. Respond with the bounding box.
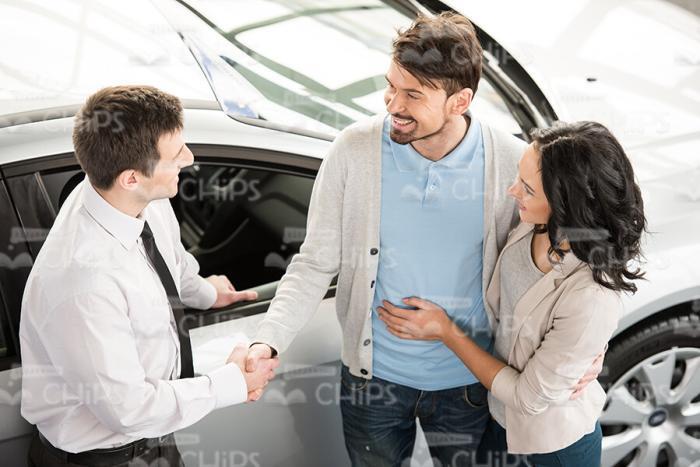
[380,297,506,391]
[377,297,453,341]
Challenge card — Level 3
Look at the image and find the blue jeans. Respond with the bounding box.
[339,365,490,467]
[477,416,603,467]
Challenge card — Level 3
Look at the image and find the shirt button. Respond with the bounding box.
[370,248,378,255]
[363,339,371,346]
[360,369,368,375]
[430,185,437,190]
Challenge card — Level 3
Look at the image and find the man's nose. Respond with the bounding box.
[181,147,194,168]
[385,92,404,114]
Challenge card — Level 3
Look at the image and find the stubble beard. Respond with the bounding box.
[389,118,448,146]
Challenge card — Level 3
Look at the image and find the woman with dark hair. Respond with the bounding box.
[377,121,646,466]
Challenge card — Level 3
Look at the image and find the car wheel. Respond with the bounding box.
[599,311,700,467]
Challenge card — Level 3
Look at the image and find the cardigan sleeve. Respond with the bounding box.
[252,127,350,354]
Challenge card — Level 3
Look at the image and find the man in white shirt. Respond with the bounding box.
[19,85,277,467]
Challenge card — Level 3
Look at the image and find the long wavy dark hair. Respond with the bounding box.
[530,121,647,293]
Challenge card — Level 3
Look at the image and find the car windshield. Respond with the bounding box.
[181,0,521,136]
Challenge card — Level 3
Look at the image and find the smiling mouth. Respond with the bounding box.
[391,115,415,130]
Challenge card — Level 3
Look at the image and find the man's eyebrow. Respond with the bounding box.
[384,75,423,94]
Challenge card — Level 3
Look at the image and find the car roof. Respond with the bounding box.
[0,104,329,167]
[0,0,216,116]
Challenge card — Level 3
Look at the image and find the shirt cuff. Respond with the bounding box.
[491,365,519,408]
[190,276,217,310]
[207,363,248,409]
[252,324,284,356]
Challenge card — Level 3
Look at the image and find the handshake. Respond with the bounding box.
[226,343,280,402]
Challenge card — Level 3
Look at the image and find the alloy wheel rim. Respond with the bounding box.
[601,347,700,467]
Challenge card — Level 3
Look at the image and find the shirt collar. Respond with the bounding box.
[82,180,145,251]
[387,112,481,173]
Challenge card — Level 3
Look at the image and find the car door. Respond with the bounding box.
[168,144,347,466]
[1,142,347,466]
[0,176,33,467]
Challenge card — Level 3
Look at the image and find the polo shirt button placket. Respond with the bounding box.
[429,164,438,191]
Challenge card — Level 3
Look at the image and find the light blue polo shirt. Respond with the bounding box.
[371,115,492,390]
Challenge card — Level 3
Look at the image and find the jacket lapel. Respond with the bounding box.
[481,121,495,300]
[505,249,586,362]
[484,222,535,325]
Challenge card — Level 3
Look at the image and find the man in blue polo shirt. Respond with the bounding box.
[249,12,520,466]
[372,113,488,391]
[249,12,602,467]
[362,110,491,465]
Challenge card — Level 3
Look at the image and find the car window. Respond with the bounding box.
[0,183,12,359]
[0,180,34,364]
[171,162,314,290]
[3,168,85,366]
[187,0,522,135]
[469,78,521,135]
[9,159,314,294]
[0,312,6,358]
[42,168,85,214]
[4,174,55,259]
[6,168,83,257]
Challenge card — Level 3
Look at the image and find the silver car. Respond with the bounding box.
[1,0,698,466]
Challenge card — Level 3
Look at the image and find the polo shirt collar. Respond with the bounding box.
[388,112,480,173]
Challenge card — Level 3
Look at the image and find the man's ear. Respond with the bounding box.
[114,169,140,191]
[449,88,474,116]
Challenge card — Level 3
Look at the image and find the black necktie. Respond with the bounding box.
[140,221,194,378]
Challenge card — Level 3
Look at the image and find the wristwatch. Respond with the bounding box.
[249,341,278,358]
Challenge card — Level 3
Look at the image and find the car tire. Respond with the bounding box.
[599,311,700,467]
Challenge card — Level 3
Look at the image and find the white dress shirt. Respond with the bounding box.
[19,180,247,453]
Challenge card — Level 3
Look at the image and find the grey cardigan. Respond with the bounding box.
[254,114,526,378]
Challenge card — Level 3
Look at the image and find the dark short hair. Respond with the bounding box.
[392,12,482,97]
[72,85,183,190]
[531,121,647,293]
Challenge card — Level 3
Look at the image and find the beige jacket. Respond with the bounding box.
[487,222,622,454]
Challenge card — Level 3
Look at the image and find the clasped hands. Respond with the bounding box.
[206,276,277,401]
[226,343,279,402]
